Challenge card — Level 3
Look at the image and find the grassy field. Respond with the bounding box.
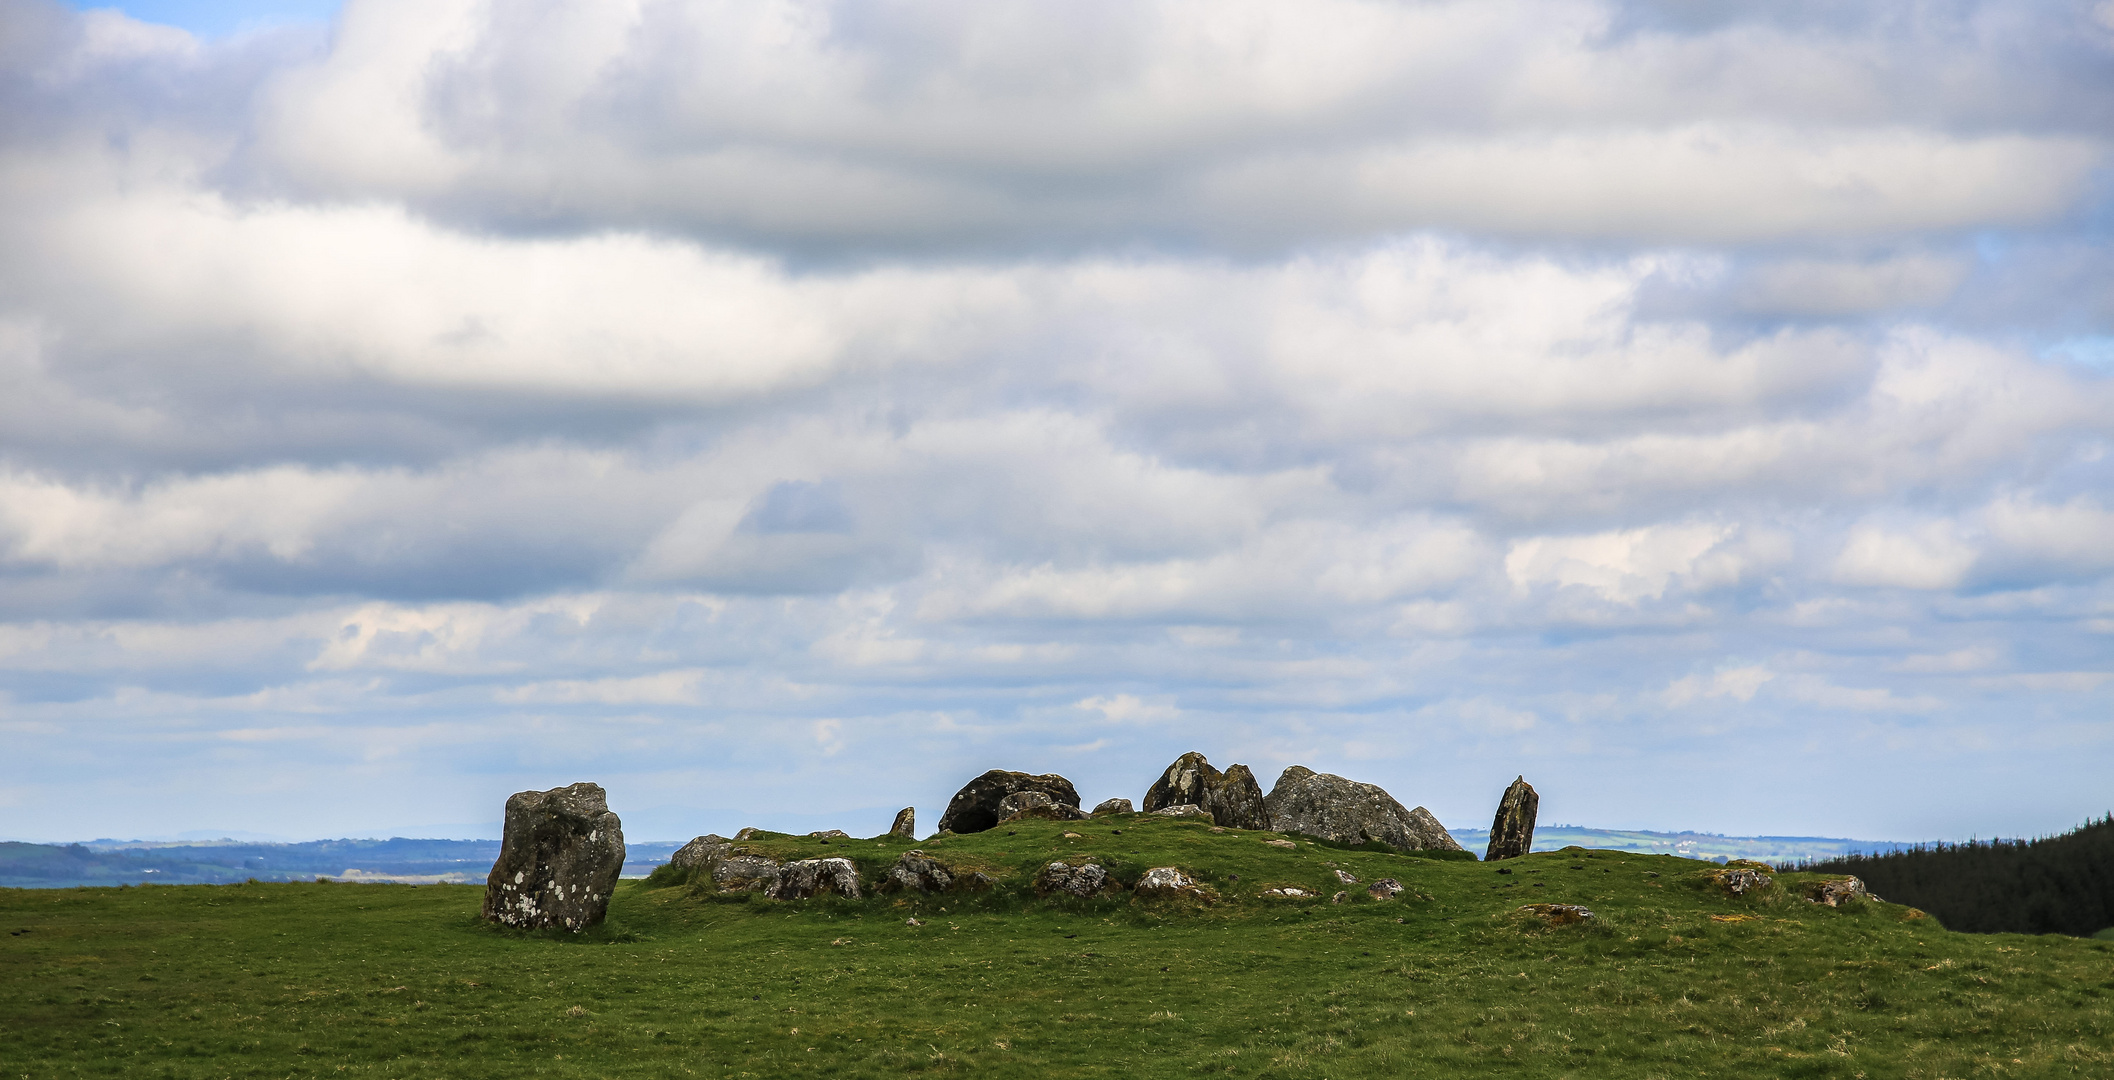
[3,812,2110,1078]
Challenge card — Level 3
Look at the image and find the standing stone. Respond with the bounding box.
[889,807,916,838]
[1262,766,1465,852]
[934,770,1082,834]
[1142,752,1271,830]
[481,782,626,932]
[1485,776,1539,861]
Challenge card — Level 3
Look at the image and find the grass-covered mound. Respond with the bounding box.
[3,813,2110,1078]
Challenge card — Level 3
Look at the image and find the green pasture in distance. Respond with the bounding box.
[2,813,2110,1079]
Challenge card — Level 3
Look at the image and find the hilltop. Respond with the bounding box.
[4,813,2109,1078]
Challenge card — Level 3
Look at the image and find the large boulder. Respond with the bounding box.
[669,833,731,871]
[712,855,784,893]
[889,807,916,838]
[935,770,1082,834]
[481,782,627,932]
[769,857,862,900]
[1485,776,1539,861]
[1261,766,1464,852]
[1805,876,1879,907]
[1092,798,1135,816]
[999,790,1089,823]
[1142,752,1270,830]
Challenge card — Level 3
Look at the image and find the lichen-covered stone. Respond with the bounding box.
[1092,798,1135,816]
[1152,803,1215,822]
[481,782,626,932]
[769,857,862,900]
[1263,838,1298,849]
[1805,876,1877,906]
[1519,903,1593,926]
[1141,752,1270,830]
[884,852,954,893]
[1485,776,1538,861]
[712,855,784,893]
[1263,766,1464,852]
[935,770,1082,834]
[1333,868,1359,884]
[669,833,731,871]
[889,807,916,838]
[1134,867,1205,898]
[998,790,1089,823]
[806,829,850,839]
[1259,886,1313,898]
[1037,861,1110,897]
[1709,867,1773,896]
[1367,878,1404,900]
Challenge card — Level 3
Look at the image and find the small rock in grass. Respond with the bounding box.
[1333,869,1358,884]
[806,829,850,839]
[1263,839,1297,849]
[1518,903,1594,926]
[1804,876,1878,907]
[1332,891,1348,904]
[885,852,954,894]
[905,918,924,927]
[1259,886,1312,898]
[1037,861,1111,897]
[1135,866,1208,901]
[1709,867,1773,896]
[1092,797,1135,816]
[1367,878,1404,900]
[1152,804,1215,822]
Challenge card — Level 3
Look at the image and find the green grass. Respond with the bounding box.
[3,813,2111,1078]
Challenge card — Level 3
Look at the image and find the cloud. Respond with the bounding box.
[0,0,2111,843]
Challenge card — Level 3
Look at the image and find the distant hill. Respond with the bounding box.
[1794,814,2114,937]
[1446,826,1918,864]
[0,838,687,888]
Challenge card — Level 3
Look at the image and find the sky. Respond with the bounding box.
[2,0,2111,845]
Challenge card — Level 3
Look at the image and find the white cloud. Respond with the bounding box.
[1831,520,1978,590]
[1662,665,1775,707]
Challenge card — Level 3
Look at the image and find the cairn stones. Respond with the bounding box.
[935,770,1082,834]
[669,833,731,871]
[1092,798,1135,816]
[998,790,1089,823]
[889,807,916,838]
[1142,752,1270,830]
[1263,766,1464,852]
[769,857,862,900]
[1036,861,1109,897]
[1804,876,1878,907]
[481,782,627,932]
[1485,776,1539,861]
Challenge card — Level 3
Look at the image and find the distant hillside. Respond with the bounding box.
[1446,825,1917,864]
[0,838,685,888]
[1794,814,2114,937]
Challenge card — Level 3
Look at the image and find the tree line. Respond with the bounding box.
[1790,814,2114,937]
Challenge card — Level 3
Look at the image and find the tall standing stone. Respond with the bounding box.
[934,770,1081,834]
[1142,752,1270,830]
[1485,776,1538,861]
[482,782,626,932]
[889,807,916,838]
